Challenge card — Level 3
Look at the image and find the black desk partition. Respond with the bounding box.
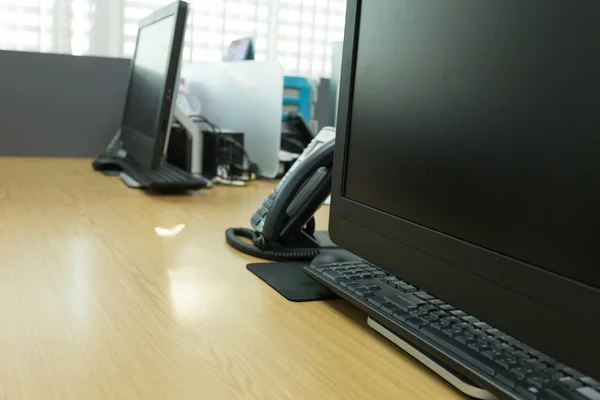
[0,51,130,157]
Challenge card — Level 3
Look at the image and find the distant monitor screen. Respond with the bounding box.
[122,16,175,139]
[224,38,254,61]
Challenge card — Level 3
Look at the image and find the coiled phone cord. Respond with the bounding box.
[225,222,320,262]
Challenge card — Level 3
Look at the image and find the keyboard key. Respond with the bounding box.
[384,296,416,312]
[405,318,425,331]
[502,336,521,347]
[430,322,444,331]
[582,378,600,389]
[415,292,434,300]
[392,311,410,322]
[367,297,385,308]
[481,349,504,361]
[409,309,428,317]
[496,371,517,388]
[431,311,449,318]
[474,322,493,332]
[382,276,396,281]
[462,315,480,324]
[419,314,439,323]
[420,327,496,376]
[561,378,584,390]
[496,356,518,370]
[512,366,536,380]
[373,271,387,278]
[514,351,532,360]
[451,310,467,317]
[561,367,586,379]
[527,373,551,389]
[577,387,600,400]
[356,289,375,298]
[398,284,417,293]
[454,334,471,345]
[546,385,588,400]
[471,330,488,339]
[323,271,342,281]
[523,358,543,369]
[488,329,504,338]
[359,272,374,279]
[398,292,426,306]
[346,274,361,281]
[440,304,455,311]
[467,341,486,352]
[442,328,458,338]
[381,304,397,315]
[348,285,360,293]
[550,372,567,380]
[516,385,540,400]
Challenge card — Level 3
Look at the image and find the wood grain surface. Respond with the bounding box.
[0,158,464,400]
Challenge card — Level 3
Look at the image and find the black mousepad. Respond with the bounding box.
[247,262,339,302]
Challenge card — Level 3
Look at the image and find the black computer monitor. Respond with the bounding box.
[332,0,600,379]
[120,1,188,169]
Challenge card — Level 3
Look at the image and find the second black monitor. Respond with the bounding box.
[120,1,188,169]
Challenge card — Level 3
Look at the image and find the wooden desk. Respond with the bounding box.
[0,158,463,400]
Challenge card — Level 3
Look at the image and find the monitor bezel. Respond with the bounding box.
[119,1,188,169]
[330,0,600,378]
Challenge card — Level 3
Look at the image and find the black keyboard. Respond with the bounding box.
[305,261,600,400]
[94,155,209,193]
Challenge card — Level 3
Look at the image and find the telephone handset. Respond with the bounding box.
[226,127,336,261]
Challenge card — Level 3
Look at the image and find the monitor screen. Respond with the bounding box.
[223,38,254,61]
[122,16,175,140]
[343,0,600,290]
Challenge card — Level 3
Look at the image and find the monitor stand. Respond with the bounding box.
[367,317,496,400]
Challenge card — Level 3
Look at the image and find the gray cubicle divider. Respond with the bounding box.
[0,50,130,157]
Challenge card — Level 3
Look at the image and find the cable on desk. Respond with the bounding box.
[225,227,320,261]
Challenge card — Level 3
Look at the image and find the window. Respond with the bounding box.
[0,0,57,53]
[0,0,346,77]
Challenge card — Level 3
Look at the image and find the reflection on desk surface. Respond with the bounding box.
[0,158,463,400]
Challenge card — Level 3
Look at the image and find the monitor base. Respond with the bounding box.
[367,317,497,400]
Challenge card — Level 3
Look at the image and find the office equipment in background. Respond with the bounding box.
[0,51,129,157]
[223,38,255,61]
[181,61,283,178]
[226,127,336,261]
[281,111,314,152]
[280,111,315,176]
[167,124,248,181]
[314,78,334,129]
[93,154,208,192]
[305,0,600,399]
[119,0,186,169]
[93,1,208,193]
[283,76,318,133]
